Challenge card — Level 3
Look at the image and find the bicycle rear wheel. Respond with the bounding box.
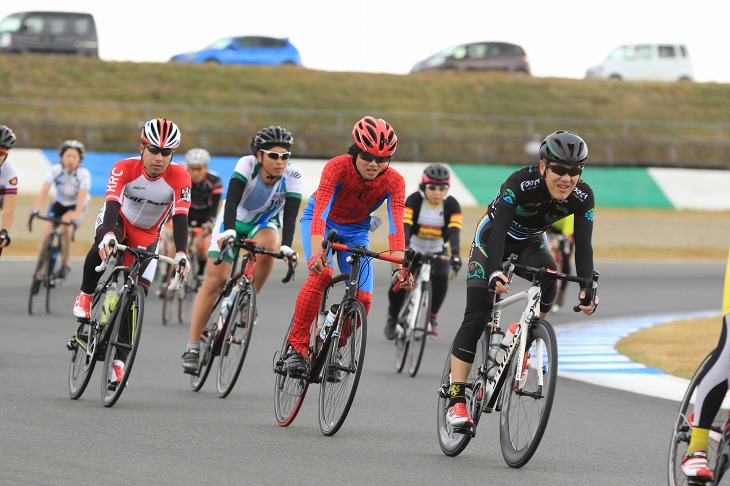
[101,285,145,407]
[668,352,726,486]
[407,281,431,377]
[28,240,51,315]
[177,257,197,325]
[190,293,225,392]
[216,284,256,398]
[499,318,558,468]
[274,318,309,427]
[68,290,106,399]
[160,265,176,325]
[436,333,485,456]
[318,300,367,436]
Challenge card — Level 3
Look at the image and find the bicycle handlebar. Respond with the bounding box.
[28,212,77,241]
[215,236,297,283]
[94,242,183,290]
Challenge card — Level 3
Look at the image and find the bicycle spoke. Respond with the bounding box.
[190,294,225,392]
[274,318,309,427]
[216,286,256,398]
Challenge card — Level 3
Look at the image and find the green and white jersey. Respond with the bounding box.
[229,155,303,226]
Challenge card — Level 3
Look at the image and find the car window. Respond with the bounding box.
[22,15,44,34]
[680,45,688,57]
[452,45,467,60]
[0,14,23,33]
[48,18,67,35]
[261,37,286,48]
[658,45,676,58]
[467,44,488,59]
[73,17,92,35]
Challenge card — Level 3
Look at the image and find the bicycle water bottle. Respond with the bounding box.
[319,305,338,341]
[218,284,239,330]
[50,247,59,268]
[486,326,505,380]
[100,283,120,325]
[495,323,519,363]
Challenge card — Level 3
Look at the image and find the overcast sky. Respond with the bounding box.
[3,1,730,82]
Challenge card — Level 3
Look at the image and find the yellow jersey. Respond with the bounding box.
[550,214,574,236]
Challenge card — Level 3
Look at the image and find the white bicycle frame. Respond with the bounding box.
[396,259,431,337]
[482,283,543,413]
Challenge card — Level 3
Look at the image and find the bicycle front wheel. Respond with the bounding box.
[160,265,176,326]
[216,284,256,398]
[668,352,727,486]
[318,300,367,436]
[190,293,225,392]
[407,281,431,377]
[68,289,106,399]
[28,240,51,315]
[101,285,145,407]
[177,257,197,325]
[499,318,558,468]
[274,318,309,427]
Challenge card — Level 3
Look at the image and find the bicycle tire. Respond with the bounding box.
[394,288,412,374]
[407,280,431,377]
[436,334,485,456]
[177,256,197,325]
[499,318,558,468]
[318,300,367,436]
[190,292,225,391]
[668,352,726,486]
[274,318,309,427]
[68,290,107,399]
[28,239,51,315]
[101,285,145,407]
[161,264,176,326]
[216,284,256,398]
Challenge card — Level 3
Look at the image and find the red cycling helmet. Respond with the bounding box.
[352,116,397,157]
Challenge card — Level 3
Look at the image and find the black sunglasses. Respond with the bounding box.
[425,184,449,191]
[146,145,174,156]
[360,152,390,164]
[548,164,582,177]
[260,149,291,160]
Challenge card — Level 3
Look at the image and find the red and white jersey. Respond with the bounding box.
[105,158,191,231]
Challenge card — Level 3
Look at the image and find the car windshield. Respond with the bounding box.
[0,14,22,33]
[429,44,467,61]
[204,37,234,50]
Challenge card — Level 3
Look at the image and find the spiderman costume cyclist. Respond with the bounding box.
[283,116,414,373]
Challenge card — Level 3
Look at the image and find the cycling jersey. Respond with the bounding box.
[550,214,575,236]
[403,191,462,255]
[45,163,92,207]
[0,160,19,209]
[190,170,223,220]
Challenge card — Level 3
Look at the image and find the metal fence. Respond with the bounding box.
[3,98,729,168]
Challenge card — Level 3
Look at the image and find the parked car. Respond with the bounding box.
[170,36,301,66]
[0,11,98,56]
[410,41,530,74]
[585,44,693,82]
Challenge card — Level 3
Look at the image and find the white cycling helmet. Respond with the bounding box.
[140,118,181,150]
[185,148,210,167]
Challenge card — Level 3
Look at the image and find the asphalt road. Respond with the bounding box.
[0,258,724,485]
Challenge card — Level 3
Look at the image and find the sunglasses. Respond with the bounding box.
[426,184,449,191]
[548,164,582,177]
[360,152,390,164]
[260,149,291,160]
[188,165,206,172]
[146,145,174,156]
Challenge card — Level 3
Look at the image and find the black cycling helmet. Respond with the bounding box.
[0,125,17,150]
[540,130,588,166]
[59,139,86,160]
[422,163,451,185]
[250,126,293,153]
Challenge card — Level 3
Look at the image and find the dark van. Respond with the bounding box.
[0,11,98,56]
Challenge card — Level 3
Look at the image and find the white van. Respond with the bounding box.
[0,11,98,57]
[585,44,692,82]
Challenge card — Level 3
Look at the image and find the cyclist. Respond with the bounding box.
[0,125,18,251]
[30,140,92,291]
[446,130,599,428]
[384,163,462,340]
[181,126,302,374]
[283,116,413,373]
[72,118,191,388]
[546,214,574,311]
[680,249,730,483]
[183,147,223,281]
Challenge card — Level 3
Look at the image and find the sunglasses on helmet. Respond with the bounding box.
[260,149,291,160]
[146,145,174,156]
[360,152,390,164]
[547,164,582,177]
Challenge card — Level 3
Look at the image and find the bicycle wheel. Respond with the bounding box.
[274,318,310,427]
[436,333,486,456]
[160,265,176,325]
[101,285,145,407]
[407,281,431,377]
[68,290,106,399]
[28,239,51,315]
[216,284,256,398]
[318,300,367,436]
[668,352,727,486]
[394,289,412,374]
[177,256,197,325]
[190,293,226,392]
[499,318,558,468]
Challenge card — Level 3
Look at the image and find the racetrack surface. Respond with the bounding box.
[0,259,723,485]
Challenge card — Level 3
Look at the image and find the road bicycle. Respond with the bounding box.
[436,254,599,467]
[27,213,76,315]
[161,226,203,325]
[393,251,448,377]
[189,236,296,398]
[273,229,414,436]
[67,242,183,407]
[669,352,730,485]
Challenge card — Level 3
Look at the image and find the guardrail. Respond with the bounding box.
[3,98,729,168]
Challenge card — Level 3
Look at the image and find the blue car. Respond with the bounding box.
[170,36,301,66]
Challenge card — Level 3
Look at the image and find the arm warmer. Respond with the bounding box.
[281,196,301,248]
[573,222,594,283]
[172,213,189,253]
[208,193,222,222]
[223,178,245,231]
[101,201,122,234]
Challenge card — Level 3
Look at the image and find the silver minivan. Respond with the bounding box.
[0,11,98,57]
[585,44,692,82]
